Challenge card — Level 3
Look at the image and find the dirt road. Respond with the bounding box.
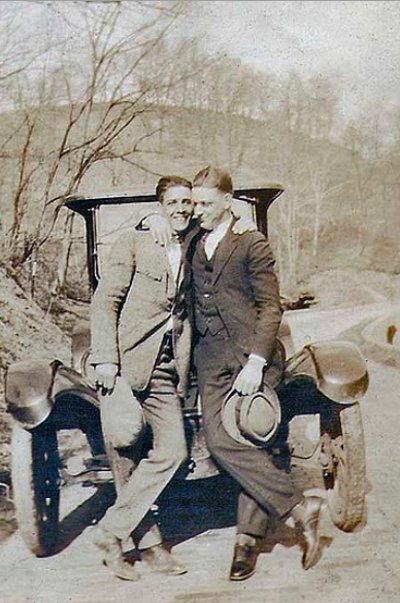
[1,306,399,603]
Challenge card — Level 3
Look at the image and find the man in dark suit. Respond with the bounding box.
[90,176,193,580]
[187,166,323,581]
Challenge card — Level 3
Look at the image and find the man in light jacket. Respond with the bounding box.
[90,175,193,581]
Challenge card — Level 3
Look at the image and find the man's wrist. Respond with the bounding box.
[248,353,267,367]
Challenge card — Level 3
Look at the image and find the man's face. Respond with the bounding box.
[192,186,231,231]
[160,185,194,233]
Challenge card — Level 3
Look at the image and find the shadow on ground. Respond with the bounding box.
[45,473,241,556]
[51,472,307,557]
[158,473,240,546]
[54,483,116,555]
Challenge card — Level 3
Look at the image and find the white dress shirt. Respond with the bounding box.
[203,217,232,260]
[165,240,182,284]
[165,239,182,332]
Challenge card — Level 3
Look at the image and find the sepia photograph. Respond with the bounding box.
[0,1,399,601]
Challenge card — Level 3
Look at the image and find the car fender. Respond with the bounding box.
[284,340,369,404]
[5,359,99,430]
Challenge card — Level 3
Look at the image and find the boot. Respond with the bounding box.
[292,496,323,570]
[93,526,140,581]
[140,544,187,575]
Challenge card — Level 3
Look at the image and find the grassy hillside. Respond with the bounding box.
[0,267,71,476]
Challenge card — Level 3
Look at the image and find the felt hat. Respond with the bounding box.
[100,376,145,448]
[221,386,281,447]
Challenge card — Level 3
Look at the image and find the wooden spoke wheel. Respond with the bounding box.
[320,402,367,532]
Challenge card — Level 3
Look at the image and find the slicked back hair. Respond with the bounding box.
[193,166,233,194]
[156,175,192,203]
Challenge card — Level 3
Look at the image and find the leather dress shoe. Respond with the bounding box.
[229,543,258,581]
[92,526,140,581]
[295,496,323,570]
[140,544,187,575]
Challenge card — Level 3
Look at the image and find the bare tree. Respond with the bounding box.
[0,1,203,302]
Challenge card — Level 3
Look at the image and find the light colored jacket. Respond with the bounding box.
[90,229,191,396]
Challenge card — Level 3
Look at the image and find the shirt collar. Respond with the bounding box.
[208,216,232,240]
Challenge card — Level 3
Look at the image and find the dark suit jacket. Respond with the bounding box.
[184,222,283,384]
[90,229,191,396]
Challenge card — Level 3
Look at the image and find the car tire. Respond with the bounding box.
[11,422,60,556]
[320,402,367,532]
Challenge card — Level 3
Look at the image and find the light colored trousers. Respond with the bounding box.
[101,341,188,546]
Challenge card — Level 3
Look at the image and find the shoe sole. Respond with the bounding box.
[229,567,257,582]
[103,560,140,581]
[164,568,188,576]
[302,502,322,570]
[144,566,188,576]
[303,542,321,571]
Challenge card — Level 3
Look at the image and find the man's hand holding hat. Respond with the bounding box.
[94,362,119,395]
[233,355,266,396]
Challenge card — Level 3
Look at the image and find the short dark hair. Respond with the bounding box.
[156,175,192,203]
[193,166,233,194]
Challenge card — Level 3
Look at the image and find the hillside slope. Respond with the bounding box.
[0,268,71,475]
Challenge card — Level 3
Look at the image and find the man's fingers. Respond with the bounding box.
[98,383,113,396]
[233,376,259,396]
[240,382,252,396]
[233,376,246,395]
[103,376,116,394]
[95,378,109,395]
[232,220,257,235]
[238,226,256,234]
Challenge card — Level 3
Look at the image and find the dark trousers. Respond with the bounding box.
[101,333,188,542]
[195,331,302,537]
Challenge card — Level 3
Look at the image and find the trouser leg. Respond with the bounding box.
[100,349,188,541]
[196,335,302,521]
[134,512,163,549]
[236,490,269,538]
[105,439,164,548]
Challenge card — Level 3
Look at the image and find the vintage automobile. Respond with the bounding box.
[5,185,368,557]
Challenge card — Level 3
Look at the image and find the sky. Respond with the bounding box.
[181,0,400,122]
[3,0,400,128]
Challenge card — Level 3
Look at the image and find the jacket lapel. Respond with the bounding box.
[212,221,240,284]
[164,223,200,297]
[181,224,201,284]
[181,223,201,259]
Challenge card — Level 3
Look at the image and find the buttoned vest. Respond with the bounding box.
[192,239,227,336]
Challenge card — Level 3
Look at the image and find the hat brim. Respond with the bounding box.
[222,387,281,448]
